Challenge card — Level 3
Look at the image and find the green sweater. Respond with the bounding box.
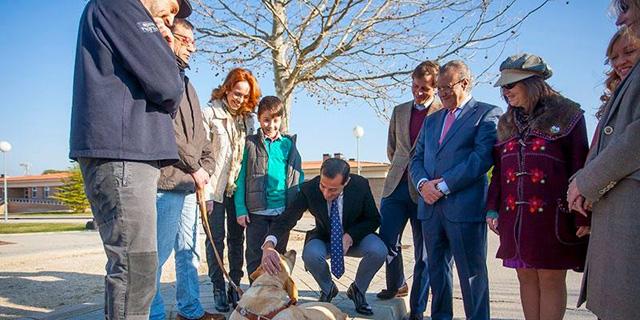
[234,135,303,216]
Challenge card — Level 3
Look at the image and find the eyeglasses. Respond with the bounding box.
[173,33,195,47]
[437,78,466,95]
[501,82,518,90]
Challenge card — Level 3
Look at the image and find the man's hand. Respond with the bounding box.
[567,179,588,217]
[342,233,353,253]
[261,241,281,275]
[237,215,250,228]
[486,217,499,235]
[190,168,210,190]
[153,17,174,51]
[419,178,444,205]
[576,226,591,238]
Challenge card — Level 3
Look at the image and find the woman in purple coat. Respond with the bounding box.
[485,53,590,320]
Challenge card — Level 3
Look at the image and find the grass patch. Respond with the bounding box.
[10,211,88,216]
[0,223,87,234]
[10,211,91,218]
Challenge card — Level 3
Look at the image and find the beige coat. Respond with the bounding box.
[575,61,640,319]
[202,99,256,202]
[382,99,442,202]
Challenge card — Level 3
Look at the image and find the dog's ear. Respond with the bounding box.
[249,266,265,281]
[283,250,296,272]
[283,276,298,305]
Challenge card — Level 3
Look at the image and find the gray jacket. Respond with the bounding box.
[243,130,303,213]
[382,99,442,202]
[158,77,215,192]
[575,61,640,319]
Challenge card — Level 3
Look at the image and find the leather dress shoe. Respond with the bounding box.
[213,287,230,312]
[318,282,339,303]
[176,311,226,320]
[403,313,424,320]
[227,284,240,308]
[347,283,373,316]
[376,282,409,300]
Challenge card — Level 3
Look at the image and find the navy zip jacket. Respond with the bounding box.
[69,0,183,164]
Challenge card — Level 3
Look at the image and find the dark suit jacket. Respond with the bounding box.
[410,98,501,222]
[270,174,380,246]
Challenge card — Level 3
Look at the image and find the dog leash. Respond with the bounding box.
[197,188,244,297]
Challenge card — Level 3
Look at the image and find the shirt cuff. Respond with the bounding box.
[436,180,451,195]
[417,178,429,190]
[262,235,278,249]
[486,210,499,219]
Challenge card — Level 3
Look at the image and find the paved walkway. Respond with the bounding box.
[5,214,595,320]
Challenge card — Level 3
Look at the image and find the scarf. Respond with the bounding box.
[224,102,249,196]
[512,102,546,138]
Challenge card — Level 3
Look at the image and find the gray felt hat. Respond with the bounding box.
[494,53,553,87]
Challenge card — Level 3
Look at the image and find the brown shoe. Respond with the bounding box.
[176,311,226,320]
[376,283,409,300]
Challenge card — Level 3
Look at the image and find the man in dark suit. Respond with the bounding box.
[261,158,386,316]
[410,60,500,320]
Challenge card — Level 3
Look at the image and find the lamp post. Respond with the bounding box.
[0,141,12,222]
[352,126,364,175]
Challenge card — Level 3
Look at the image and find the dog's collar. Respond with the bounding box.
[235,299,296,320]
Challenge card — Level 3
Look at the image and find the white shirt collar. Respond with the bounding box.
[414,97,434,111]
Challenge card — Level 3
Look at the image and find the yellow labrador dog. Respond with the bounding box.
[230,250,346,320]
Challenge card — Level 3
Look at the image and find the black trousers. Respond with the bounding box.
[245,213,290,279]
[205,196,245,289]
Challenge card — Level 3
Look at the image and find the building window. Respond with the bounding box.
[44,187,50,198]
[24,189,29,198]
[32,187,37,199]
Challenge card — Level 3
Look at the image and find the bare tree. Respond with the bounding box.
[192,0,550,128]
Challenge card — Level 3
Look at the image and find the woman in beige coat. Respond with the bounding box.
[568,1,640,319]
[202,68,260,312]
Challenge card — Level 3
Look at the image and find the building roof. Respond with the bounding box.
[1,172,71,183]
[301,160,389,170]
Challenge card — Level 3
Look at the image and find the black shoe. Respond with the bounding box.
[376,283,409,300]
[213,287,230,312]
[403,313,424,320]
[227,284,240,308]
[318,282,339,303]
[346,282,373,316]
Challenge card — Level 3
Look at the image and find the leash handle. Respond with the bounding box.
[197,188,244,297]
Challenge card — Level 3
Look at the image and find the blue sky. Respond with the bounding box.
[0,1,616,176]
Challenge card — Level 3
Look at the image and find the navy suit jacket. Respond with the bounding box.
[410,98,501,222]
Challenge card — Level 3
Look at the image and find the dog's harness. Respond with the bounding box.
[235,299,296,320]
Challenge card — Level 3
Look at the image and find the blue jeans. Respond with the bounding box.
[302,233,387,295]
[150,191,204,320]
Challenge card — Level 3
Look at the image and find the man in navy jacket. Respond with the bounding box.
[410,60,500,320]
[69,0,191,318]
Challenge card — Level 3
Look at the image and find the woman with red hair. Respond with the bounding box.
[202,67,260,312]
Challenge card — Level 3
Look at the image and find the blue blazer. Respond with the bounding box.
[410,98,501,222]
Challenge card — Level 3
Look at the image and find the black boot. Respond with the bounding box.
[227,283,240,308]
[213,287,229,312]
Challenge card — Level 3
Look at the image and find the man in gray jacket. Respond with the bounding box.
[149,19,221,320]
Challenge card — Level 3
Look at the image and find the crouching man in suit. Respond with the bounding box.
[261,158,387,316]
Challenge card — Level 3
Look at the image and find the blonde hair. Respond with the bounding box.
[599,27,640,118]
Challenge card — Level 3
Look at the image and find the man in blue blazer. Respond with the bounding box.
[410,60,500,320]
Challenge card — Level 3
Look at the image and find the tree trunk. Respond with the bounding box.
[270,1,293,131]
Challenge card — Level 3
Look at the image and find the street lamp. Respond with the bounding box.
[352,126,364,175]
[0,141,11,222]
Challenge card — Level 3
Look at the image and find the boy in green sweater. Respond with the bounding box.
[234,96,304,277]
